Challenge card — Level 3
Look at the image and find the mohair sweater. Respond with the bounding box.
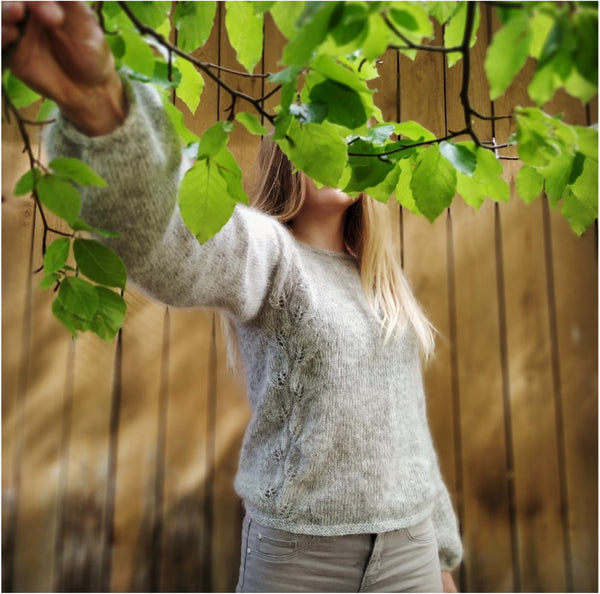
[45,79,463,571]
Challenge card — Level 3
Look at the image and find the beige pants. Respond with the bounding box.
[236,515,443,593]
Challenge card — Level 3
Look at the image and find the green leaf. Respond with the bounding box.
[126,1,171,29]
[73,239,127,289]
[472,146,509,202]
[14,168,42,196]
[282,2,340,66]
[439,141,477,175]
[178,157,240,244]
[308,80,368,128]
[90,287,127,341]
[37,98,57,123]
[197,121,234,159]
[561,189,598,235]
[120,30,156,79]
[289,102,328,124]
[394,121,436,142]
[270,1,306,39]
[344,140,395,193]
[310,54,373,92]
[44,237,71,275]
[54,276,100,334]
[358,13,389,60]
[564,67,598,104]
[151,61,182,90]
[163,101,200,145]
[569,154,598,208]
[516,165,544,204]
[528,11,555,58]
[363,164,401,203]
[388,2,433,43]
[176,58,204,115]
[572,8,598,86]
[36,175,81,225]
[49,158,107,187]
[40,272,61,290]
[213,146,249,205]
[363,124,395,145]
[574,125,598,161]
[485,12,532,99]
[2,71,40,108]
[395,159,421,215]
[540,151,573,206]
[225,0,264,72]
[174,1,217,52]
[515,108,565,167]
[278,119,348,187]
[410,145,457,221]
[427,1,459,26]
[445,2,480,68]
[235,112,269,136]
[456,171,487,210]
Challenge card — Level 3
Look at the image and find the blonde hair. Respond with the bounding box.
[220,139,435,369]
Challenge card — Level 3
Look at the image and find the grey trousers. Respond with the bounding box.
[236,515,444,593]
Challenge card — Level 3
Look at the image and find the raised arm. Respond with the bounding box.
[4,1,295,321]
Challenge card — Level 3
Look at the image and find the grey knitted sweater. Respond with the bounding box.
[45,79,463,571]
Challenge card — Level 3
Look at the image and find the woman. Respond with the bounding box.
[3,3,462,592]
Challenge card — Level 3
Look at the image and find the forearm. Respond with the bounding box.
[45,76,182,267]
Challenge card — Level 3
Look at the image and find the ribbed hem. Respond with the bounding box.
[242,501,435,537]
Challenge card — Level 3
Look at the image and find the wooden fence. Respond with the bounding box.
[2,4,597,592]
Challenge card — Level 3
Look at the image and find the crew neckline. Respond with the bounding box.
[293,238,357,263]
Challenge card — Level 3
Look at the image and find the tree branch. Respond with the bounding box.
[383,13,462,54]
[116,1,277,123]
[2,90,75,257]
[348,130,468,158]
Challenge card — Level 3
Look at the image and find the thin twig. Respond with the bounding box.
[458,1,482,147]
[348,130,468,157]
[116,1,276,123]
[2,87,73,255]
[383,13,462,54]
[471,108,513,121]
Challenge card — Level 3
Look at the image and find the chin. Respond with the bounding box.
[317,187,354,206]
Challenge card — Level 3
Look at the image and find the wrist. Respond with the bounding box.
[61,73,128,137]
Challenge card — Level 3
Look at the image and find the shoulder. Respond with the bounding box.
[226,203,296,253]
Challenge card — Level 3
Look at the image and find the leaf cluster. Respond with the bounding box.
[4,0,598,339]
[14,159,127,340]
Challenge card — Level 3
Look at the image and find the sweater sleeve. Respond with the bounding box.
[44,77,293,321]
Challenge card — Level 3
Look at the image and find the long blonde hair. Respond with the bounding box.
[220,139,435,368]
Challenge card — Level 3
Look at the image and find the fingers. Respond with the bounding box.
[23,1,64,25]
[2,1,63,49]
[2,2,26,47]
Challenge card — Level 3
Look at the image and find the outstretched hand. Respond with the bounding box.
[2,1,126,135]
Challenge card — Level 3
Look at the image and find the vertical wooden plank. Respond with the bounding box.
[12,209,73,592]
[398,22,459,574]
[210,5,261,590]
[2,112,74,591]
[51,256,117,591]
[493,43,568,590]
[159,7,222,589]
[444,8,515,591]
[1,123,37,592]
[541,89,598,592]
[106,290,166,592]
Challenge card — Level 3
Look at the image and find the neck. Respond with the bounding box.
[290,209,348,253]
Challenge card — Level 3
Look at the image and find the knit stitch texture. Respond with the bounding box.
[45,78,463,571]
